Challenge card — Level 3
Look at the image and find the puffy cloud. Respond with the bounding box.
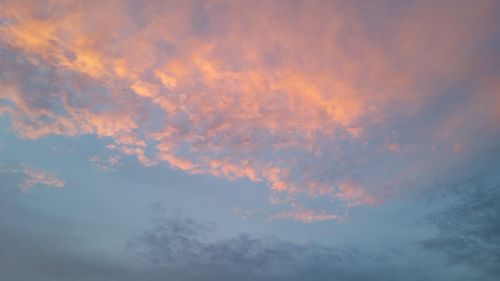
[1,0,499,219]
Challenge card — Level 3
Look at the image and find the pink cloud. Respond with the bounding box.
[336,180,377,207]
[20,166,65,192]
[1,0,499,221]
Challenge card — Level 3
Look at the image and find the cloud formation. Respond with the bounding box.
[1,0,499,220]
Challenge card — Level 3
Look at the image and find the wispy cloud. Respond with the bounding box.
[271,207,342,223]
[89,155,121,172]
[20,166,65,192]
[0,162,65,192]
[230,207,256,219]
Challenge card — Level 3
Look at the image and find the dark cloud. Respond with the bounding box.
[128,214,469,281]
[420,177,500,280]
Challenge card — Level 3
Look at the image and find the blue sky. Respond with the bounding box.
[1,1,500,280]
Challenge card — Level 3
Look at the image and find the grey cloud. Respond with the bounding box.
[129,214,471,281]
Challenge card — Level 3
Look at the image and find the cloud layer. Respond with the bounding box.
[1,0,499,220]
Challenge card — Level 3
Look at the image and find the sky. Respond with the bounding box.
[0,0,499,280]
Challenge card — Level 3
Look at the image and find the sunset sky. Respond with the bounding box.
[1,1,499,280]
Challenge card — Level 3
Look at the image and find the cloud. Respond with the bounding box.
[420,177,500,279]
[89,155,121,172]
[125,213,487,281]
[0,162,64,192]
[230,207,256,219]
[0,192,492,281]
[131,215,376,280]
[270,206,342,223]
[1,0,499,218]
[20,166,65,192]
